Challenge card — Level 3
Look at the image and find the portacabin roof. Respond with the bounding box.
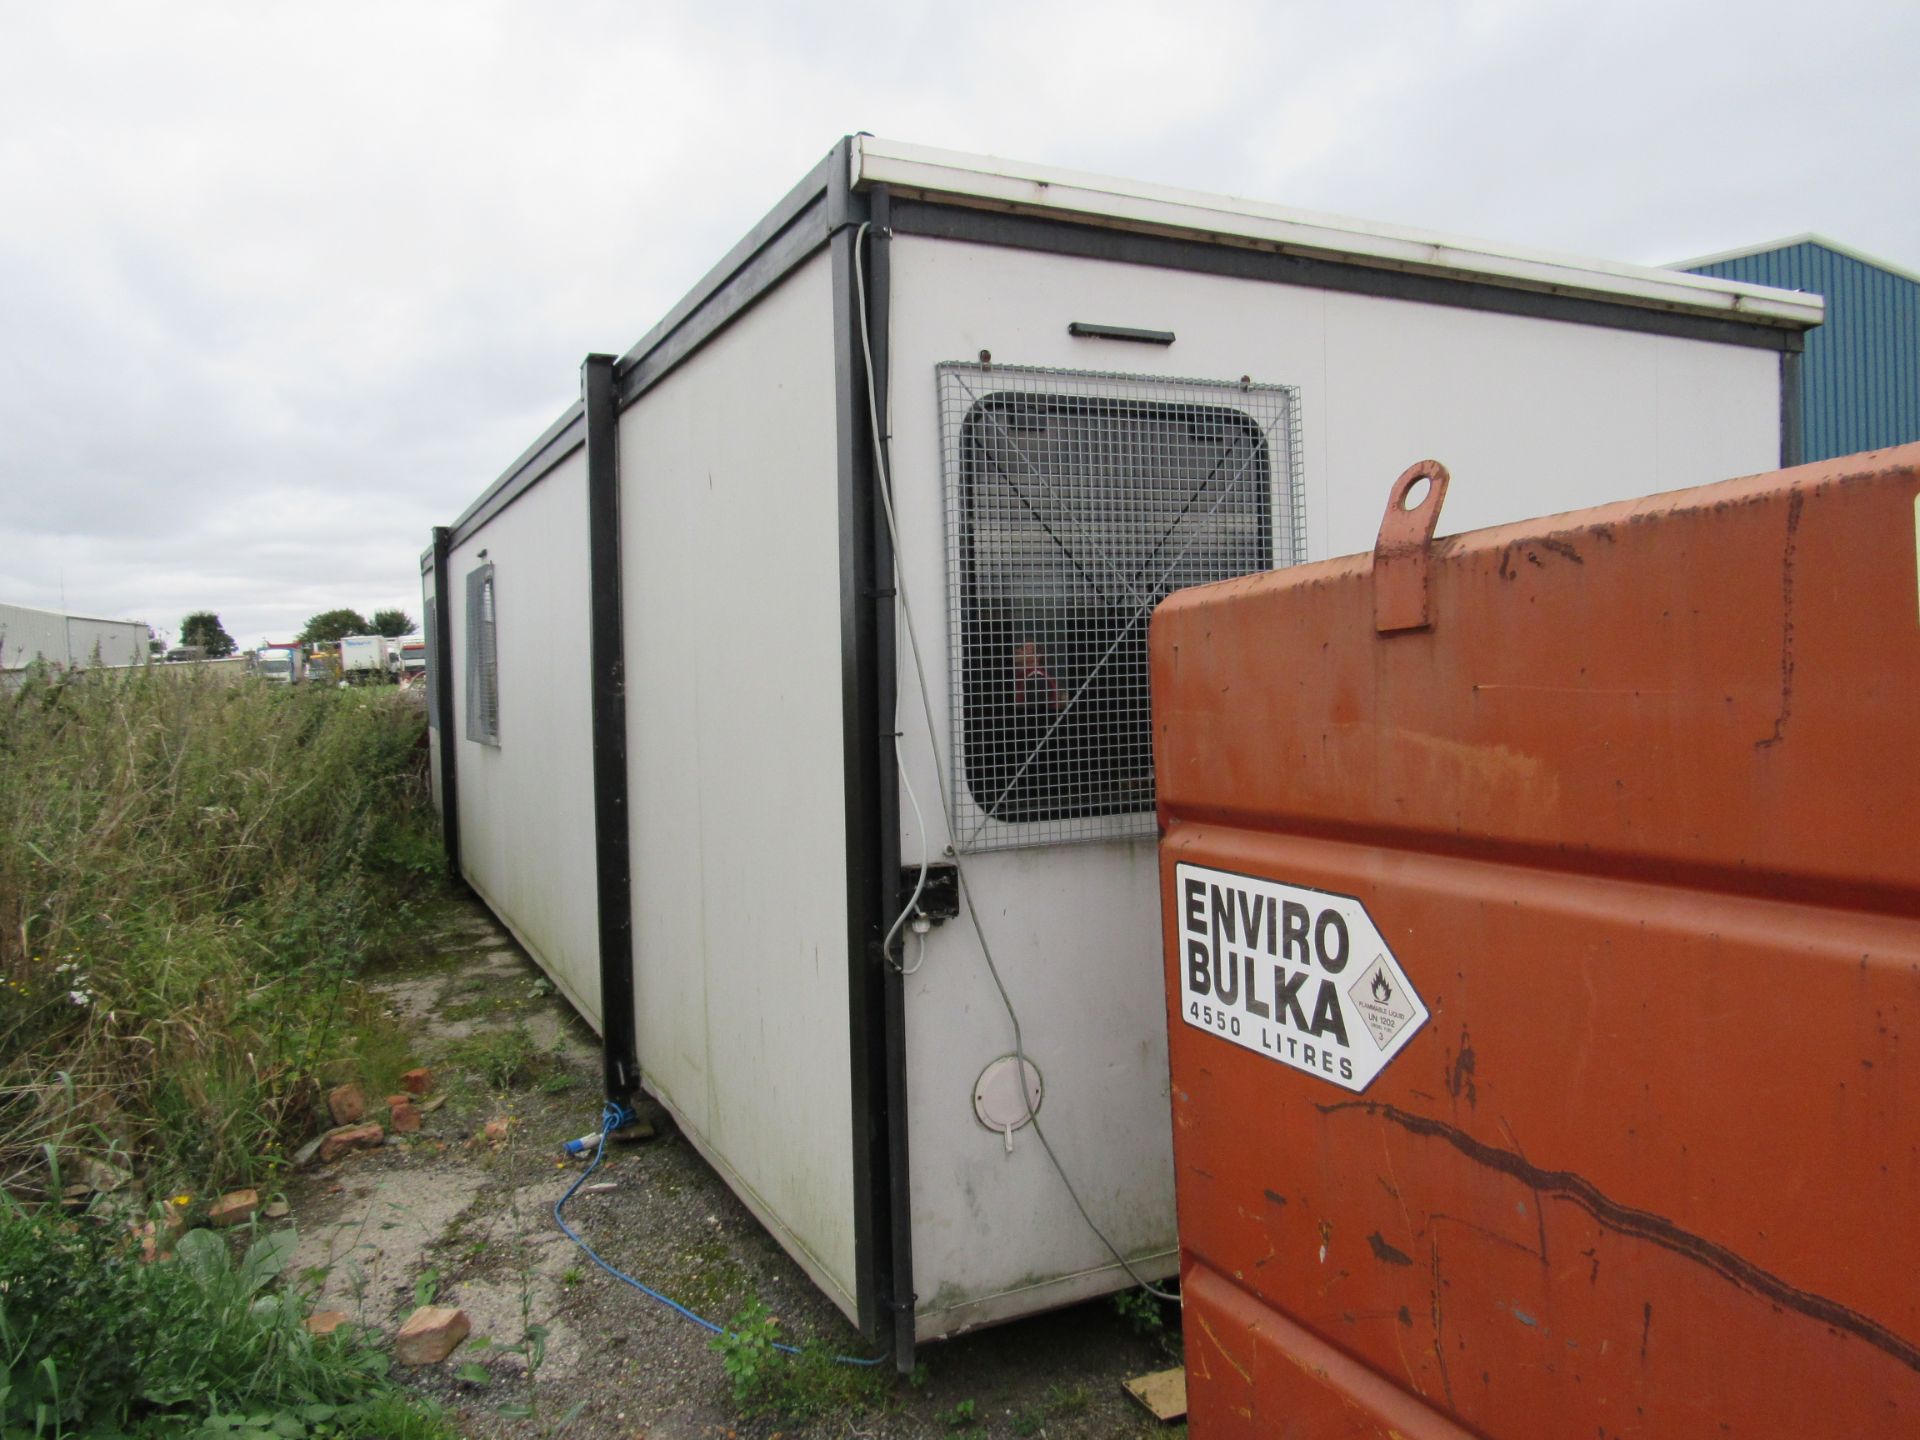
[851,137,1825,332]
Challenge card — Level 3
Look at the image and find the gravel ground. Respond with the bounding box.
[282,895,1187,1439]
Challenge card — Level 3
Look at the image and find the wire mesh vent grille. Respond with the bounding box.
[939,363,1302,851]
[464,563,499,747]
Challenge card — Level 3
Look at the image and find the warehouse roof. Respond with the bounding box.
[1673,233,1920,288]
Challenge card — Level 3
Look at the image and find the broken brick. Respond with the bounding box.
[327,1083,366,1126]
[390,1100,421,1134]
[208,1188,260,1228]
[398,1067,433,1096]
[305,1309,350,1337]
[318,1122,386,1163]
[395,1305,470,1365]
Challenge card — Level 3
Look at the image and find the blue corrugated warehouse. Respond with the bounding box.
[1681,235,1920,464]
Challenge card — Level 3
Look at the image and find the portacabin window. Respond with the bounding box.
[938,364,1302,851]
[464,562,499,746]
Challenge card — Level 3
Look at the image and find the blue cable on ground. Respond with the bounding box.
[553,1102,887,1367]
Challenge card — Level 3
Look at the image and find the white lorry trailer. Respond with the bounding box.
[339,634,393,683]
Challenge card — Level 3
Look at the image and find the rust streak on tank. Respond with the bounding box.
[1320,1098,1920,1375]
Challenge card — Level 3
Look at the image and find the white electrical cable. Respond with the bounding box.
[854,222,1178,1304]
[883,733,930,973]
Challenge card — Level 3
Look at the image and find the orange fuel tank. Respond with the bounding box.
[1151,446,1920,1438]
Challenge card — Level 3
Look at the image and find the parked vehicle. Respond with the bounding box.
[338,634,392,683]
[395,636,427,678]
[254,644,304,683]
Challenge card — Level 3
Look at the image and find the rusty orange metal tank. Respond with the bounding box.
[1151,445,1920,1438]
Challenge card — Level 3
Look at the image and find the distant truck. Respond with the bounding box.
[338,635,393,684]
[394,636,426,678]
[254,644,304,683]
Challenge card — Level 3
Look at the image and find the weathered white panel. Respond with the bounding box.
[0,604,71,668]
[1316,289,1782,555]
[65,617,147,668]
[447,451,600,1027]
[0,604,146,670]
[620,251,858,1314]
[884,233,1784,1334]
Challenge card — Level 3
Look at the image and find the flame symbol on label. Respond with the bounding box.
[1371,971,1393,1004]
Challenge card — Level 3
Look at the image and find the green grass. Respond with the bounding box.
[710,1298,892,1421]
[0,666,444,1201]
[442,1024,559,1090]
[0,1196,454,1437]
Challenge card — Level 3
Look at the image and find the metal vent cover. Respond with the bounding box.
[464,562,499,747]
[938,363,1302,852]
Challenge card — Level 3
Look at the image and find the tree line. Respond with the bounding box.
[176,608,415,658]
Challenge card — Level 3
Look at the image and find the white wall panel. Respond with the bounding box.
[65,617,147,669]
[448,451,600,1027]
[0,605,146,670]
[0,605,71,668]
[883,234,1784,1334]
[619,251,859,1314]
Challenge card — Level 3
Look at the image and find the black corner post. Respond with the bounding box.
[1780,341,1805,469]
[865,188,916,1379]
[430,526,461,883]
[831,143,916,1373]
[584,353,639,1112]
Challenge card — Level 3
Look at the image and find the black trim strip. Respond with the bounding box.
[451,148,847,551]
[831,151,911,1369]
[584,354,638,1108]
[450,142,1809,556]
[449,404,586,548]
[1068,321,1175,345]
[866,189,916,1374]
[1780,349,1804,468]
[891,199,1805,354]
[617,193,832,410]
[614,149,838,409]
[429,526,461,882]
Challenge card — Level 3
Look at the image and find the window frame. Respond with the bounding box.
[464,562,500,747]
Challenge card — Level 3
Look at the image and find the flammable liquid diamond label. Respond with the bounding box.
[1349,954,1417,1051]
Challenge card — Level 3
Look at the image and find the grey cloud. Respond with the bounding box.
[0,0,1913,645]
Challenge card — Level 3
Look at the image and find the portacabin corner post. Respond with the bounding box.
[583,352,639,1113]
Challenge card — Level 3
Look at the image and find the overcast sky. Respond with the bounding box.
[3,0,1914,647]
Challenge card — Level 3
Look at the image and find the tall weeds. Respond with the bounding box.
[0,667,441,1199]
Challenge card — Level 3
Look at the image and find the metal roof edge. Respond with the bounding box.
[445,140,852,547]
[0,600,147,628]
[851,136,1823,331]
[612,142,842,379]
[1674,233,1920,289]
[447,400,587,541]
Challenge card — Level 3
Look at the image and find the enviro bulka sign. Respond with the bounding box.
[1175,864,1426,1092]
